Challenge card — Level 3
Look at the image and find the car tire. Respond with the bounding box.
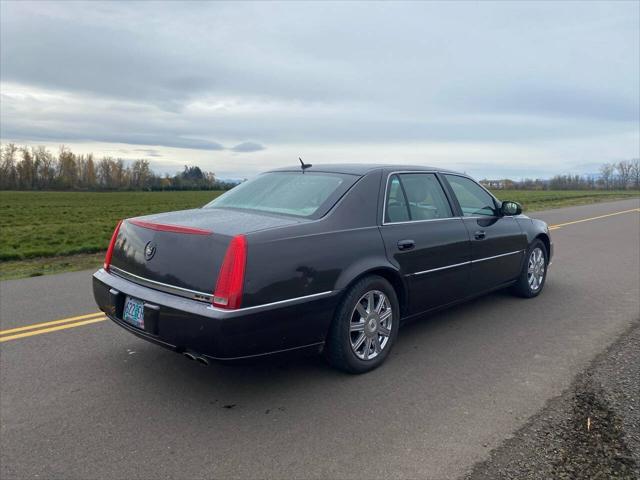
[511,239,548,298]
[326,275,400,374]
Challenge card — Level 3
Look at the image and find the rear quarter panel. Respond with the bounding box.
[242,170,392,308]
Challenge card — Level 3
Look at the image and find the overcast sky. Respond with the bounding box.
[1,1,638,179]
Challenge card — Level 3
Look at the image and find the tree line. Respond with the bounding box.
[0,144,239,191]
[1,143,638,191]
[482,159,640,190]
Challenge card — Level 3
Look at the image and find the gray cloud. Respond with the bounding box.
[0,1,638,175]
[231,142,265,153]
[133,149,163,157]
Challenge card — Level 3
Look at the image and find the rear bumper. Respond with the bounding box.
[93,269,340,360]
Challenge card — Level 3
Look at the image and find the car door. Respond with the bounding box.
[442,174,527,294]
[379,172,471,315]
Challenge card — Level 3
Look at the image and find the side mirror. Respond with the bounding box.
[500,201,522,216]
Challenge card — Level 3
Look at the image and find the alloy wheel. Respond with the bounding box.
[527,247,545,291]
[349,290,393,360]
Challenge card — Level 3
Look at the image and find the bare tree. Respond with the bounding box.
[131,159,152,189]
[34,146,57,189]
[625,159,639,190]
[599,163,615,190]
[85,154,97,188]
[98,157,115,188]
[616,160,632,189]
[0,143,18,189]
[57,146,78,189]
[16,147,36,189]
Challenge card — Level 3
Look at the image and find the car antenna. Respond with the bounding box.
[299,157,312,173]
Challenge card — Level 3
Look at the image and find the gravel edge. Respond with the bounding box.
[465,319,640,480]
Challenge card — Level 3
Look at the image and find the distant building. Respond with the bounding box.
[480,179,515,189]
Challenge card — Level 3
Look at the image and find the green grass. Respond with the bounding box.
[0,191,221,262]
[0,189,638,280]
[492,190,638,211]
[0,252,106,281]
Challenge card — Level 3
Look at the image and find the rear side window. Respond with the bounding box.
[205,172,356,219]
[385,173,453,223]
[385,175,410,223]
[444,174,497,217]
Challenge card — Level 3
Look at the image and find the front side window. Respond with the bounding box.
[385,173,453,223]
[444,174,497,217]
[205,172,356,218]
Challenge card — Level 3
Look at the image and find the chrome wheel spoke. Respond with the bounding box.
[362,338,372,359]
[350,321,365,333]
[353,333,366,351]
[373,336,382,354]
[366,292,374,313]
[375,295,386,313]
[349,289,394,360]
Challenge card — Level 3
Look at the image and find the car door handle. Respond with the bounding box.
[474,230,486,240]
[397,239,415,251]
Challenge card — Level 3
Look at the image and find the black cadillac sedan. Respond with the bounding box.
[93,164,552,373]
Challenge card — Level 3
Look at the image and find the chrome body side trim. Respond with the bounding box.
[471,249,523,263]
[381,217,463,226]
[411,261,471,276]
[207,290,335,314]
[408,250,523,277]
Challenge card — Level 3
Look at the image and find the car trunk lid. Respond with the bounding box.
[109,208,303,299]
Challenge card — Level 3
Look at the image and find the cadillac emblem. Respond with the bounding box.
[144,241,157,261]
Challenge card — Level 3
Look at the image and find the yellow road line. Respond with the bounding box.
[549,208,640,230]
[1,207,638,343]
[0,311,105,336]
[0,317,107,343]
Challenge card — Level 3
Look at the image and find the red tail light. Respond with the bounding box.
[104,220,123,271]
[212,235,247,309]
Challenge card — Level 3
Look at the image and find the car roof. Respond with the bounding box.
[269,163,462,176]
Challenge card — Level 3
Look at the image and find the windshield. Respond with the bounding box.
[204,171,357,218]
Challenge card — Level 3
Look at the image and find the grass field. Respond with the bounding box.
[0,191,221,261]
[1,189,638,279]
[493,189,639,211]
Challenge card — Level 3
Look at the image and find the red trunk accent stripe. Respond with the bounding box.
[128,219,213,235]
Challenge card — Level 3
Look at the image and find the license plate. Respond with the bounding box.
[123,296,145,329]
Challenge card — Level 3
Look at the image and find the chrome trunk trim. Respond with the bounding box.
[107,267,335,312]
[109,266,214,302]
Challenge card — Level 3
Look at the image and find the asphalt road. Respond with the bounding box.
[1,199,639,480]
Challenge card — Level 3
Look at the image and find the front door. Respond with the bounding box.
[379,172,471,315]
[442,174,527,293]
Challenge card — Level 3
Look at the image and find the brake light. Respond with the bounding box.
[212,235,247,309]
[104,220,123,271]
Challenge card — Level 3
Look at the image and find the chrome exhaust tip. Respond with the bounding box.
[183,352,197,361]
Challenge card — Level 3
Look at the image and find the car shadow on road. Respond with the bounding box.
[110,287,535,412]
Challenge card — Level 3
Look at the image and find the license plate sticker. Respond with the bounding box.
[123,296,145,329]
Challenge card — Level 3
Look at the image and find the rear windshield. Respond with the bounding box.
[204,171,357,218]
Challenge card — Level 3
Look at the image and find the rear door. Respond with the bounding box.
[379,172,471,315]
[441,174,527,293]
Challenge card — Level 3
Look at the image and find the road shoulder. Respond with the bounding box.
[465,319,640,480]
